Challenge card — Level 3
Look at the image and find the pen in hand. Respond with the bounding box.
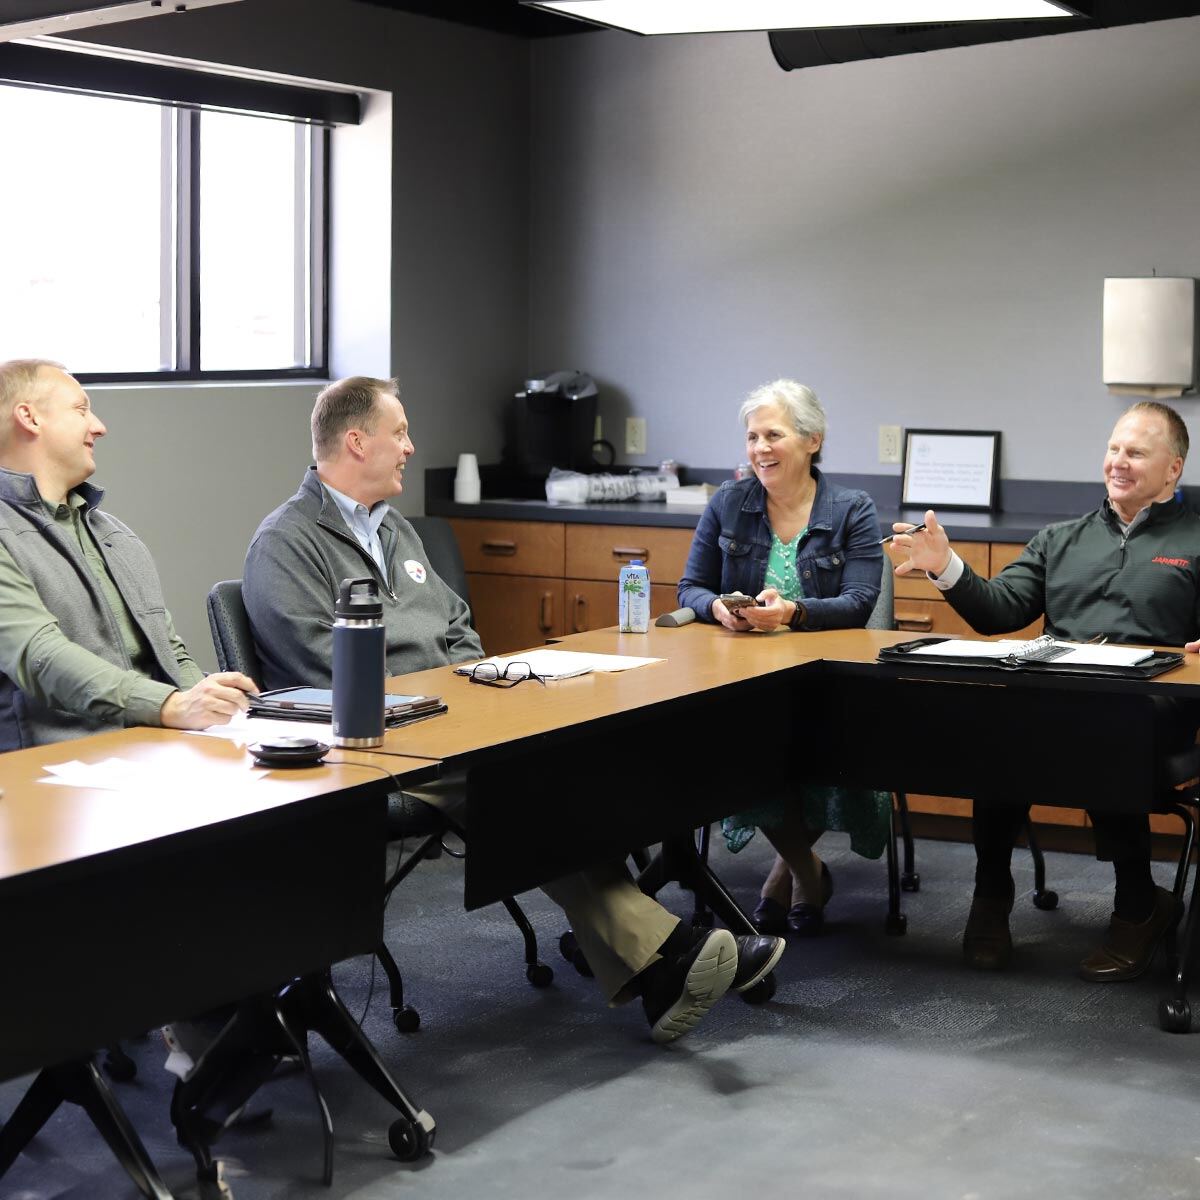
[879,524,927,545]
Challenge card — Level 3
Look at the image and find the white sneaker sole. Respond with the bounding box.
[650,929,738,1045]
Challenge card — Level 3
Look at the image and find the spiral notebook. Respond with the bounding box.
[877,635,1183,679]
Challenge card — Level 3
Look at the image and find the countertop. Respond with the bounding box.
[424,495,1083,543]
[424,465,1109,543]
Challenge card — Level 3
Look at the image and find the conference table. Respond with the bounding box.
[373,623,1200,894]
[373,622,1200,1027]
[6,623,1200,1193]
[0,726,437,1197]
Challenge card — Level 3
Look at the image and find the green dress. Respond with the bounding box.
[721,530,892,861]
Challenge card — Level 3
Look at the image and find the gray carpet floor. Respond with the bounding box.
[5,833,1200,1200]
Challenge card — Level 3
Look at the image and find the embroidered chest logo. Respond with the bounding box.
[404,559,427,583]
[1151,556,1191,569]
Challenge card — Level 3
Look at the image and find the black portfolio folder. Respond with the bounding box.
[877,637,1185,680]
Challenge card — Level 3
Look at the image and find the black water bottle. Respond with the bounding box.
[332,577,385,748]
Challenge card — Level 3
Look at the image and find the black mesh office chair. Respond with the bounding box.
[206,575,552,1037]
[410,516,472,621]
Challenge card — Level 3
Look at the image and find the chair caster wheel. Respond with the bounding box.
[1033,890,1059,911]
[558,932,594,977]
[527,962,554,988]
[102,1047,137,1082]
[901,872,921,893]
[691,911,714,930]
[388,1117,433,1162]
[1158,996,1192,1034]
[885,913,908,936]
[393,1005,421,1034]
[741,973,777,1005]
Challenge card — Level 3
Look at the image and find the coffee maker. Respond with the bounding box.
[507,370,599,478]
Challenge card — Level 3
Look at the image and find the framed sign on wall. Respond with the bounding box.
[901,429,1001,513]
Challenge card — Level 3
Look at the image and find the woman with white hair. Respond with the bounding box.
[678,379,890,935]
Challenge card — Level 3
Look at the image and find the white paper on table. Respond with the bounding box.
[454,648,661,680]
[38,750,269,791]
[187,711,336,746]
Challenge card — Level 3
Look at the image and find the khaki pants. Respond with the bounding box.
[406,773,679,1003]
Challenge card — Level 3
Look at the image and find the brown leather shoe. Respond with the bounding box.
[1077,886,1183,983]
[963,895,1013,970]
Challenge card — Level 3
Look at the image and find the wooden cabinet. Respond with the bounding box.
[564,524,694,635]
[449,517,692,652]
[464,574,564,656]
[450,520,566,654]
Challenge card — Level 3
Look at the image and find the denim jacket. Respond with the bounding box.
[677,469,883,630]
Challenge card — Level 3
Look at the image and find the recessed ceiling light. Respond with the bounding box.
[521,1,1084,36]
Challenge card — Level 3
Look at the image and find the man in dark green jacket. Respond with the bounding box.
[891,401,1200,981]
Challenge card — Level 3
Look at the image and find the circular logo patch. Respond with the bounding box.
[404,559,427,584]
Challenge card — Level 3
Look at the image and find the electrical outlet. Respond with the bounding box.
[594,414,603,442]
[878,425,902,465]
[625,417,647,456]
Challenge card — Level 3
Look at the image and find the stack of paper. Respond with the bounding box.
[665,484,717,506]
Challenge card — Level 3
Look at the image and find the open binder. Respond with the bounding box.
[249,686,447,727]
[877,635,1184,680]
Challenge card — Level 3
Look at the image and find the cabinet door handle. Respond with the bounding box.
[481,539,517,556]
[612,546,649,562]
[573,593,587,633]
[539,591,554,632]
[896,613,934,631]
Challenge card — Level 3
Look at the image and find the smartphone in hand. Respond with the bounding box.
[719,593,763,612]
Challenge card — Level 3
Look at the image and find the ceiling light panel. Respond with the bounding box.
[522,1,1081,36]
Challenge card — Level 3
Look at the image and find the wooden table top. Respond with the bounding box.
[382,622,826,762]
[380,623,1200,764]
[0,726,433,882]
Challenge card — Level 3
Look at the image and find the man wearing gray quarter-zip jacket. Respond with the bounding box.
[243,375,785,1045]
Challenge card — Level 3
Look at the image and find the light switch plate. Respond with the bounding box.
[625,417,647,456]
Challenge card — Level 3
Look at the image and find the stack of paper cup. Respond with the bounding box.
[454,453,481,504]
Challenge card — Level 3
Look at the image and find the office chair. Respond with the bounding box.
[410,515,473,621]
[206,577,552,1038]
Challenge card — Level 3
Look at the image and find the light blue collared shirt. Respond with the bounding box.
[322,480,390,585]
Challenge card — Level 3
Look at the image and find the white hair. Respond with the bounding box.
[739,379,826,462]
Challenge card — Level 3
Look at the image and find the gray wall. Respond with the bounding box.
[528,18,1200,483]
[72,0,531,667]
[34,6,1200,667]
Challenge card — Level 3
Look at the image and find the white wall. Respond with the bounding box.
[67,0,532,667]
[528,18,1200,483]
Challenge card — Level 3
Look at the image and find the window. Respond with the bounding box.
[0,80,329,381]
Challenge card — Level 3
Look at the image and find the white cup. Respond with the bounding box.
[454,453,481,504]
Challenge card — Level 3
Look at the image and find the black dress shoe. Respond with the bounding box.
[1078,886,1183,983]
[732,934,785,993]
[962,895,1013,970]
[786,863,834,937]
[787,903,823,937]
[752,897,787,935]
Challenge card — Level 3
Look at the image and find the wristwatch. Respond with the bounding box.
[787,600,807,631]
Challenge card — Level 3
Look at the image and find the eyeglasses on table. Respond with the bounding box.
[467,661,546,688]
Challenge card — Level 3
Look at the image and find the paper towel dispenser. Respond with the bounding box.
[1103,277,1197,398]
